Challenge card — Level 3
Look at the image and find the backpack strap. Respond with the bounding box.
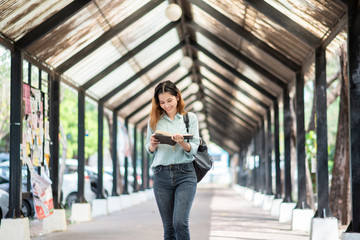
[183,113,190,142]
[183,113,189,132]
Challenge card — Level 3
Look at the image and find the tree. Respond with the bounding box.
[59,84,103,160]
[59,85,78,158]
[329,45,351,225]
[289,51,341,206]
[0,47,11,151]
[84,100,98,161]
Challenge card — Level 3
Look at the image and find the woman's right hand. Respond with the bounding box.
[149,134,159,152]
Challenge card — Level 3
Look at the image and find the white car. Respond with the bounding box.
[60,159,95,208]
[117,166,143,193]
[0,189,9,221]
[105,167,134,193]
[85,166,113,197]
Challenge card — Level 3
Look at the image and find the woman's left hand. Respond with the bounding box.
[172,133,191,152]
[171,133,184,143]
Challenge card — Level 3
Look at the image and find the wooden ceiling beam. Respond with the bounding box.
[202,76,263,119]
[193,41,277,101]
[198,64,268,110]
[188,20,287,88]
[243,0,319,47]
[56,0,166,73]
[16,0,93,49]
[206,100,252,134]
[81,22,179,90]
[100,41,185,102]
[188,0,300,72]
[114,66,189,112]
[203,85,259,125]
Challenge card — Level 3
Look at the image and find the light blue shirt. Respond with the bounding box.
[146,112,200,168]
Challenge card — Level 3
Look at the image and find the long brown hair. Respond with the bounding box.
[149,80,186,130]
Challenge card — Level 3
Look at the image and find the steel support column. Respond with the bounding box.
[261,120,266,193]
[258,124,264,192]
[274,100,281,198]
[123,119,129,195]
[147,152,152,190]
[49,74,60,208]
[255,130,260,191]
[238,150,244,186]
[111,111,119,196]
[144,126,150,189]
[97,101,105,199]
[283,87,292,202]
[314,46,330,217]
[258,129,262,192]
[347,1,360,232]
[253,135,257,191]
[77,89,86,203]
[133,126,138,192]
[295,72,308,209]
[140,127,145,191]
[266,109,273,195]
[244,147,249,186]
[9,48,23,218]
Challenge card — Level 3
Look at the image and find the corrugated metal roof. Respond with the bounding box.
[0,0,348,154]
[0,0,73,40]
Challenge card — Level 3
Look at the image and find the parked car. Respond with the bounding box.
[119,166,143,192]
[0,153,9,163]
[0,161,35,218]
[0,189,9,222]
[0,159,94,213]
[60,159,95,208]
[105,166,144,193]
[85,166,113,197]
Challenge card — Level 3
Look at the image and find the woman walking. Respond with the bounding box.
[146,80,200,240]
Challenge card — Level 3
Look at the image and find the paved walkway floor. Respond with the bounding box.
[32,184,312,240]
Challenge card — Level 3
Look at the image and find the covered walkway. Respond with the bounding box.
[31,184,321,240]
[0,1,360,239]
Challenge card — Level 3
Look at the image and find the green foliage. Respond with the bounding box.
[327,96,340,173]
[103,114,110,153]
[85,102,110,159]
[302,54,340,177]
[84,100,98,159]
[326,55,340,78]
[0,47,11,151]
[326,55,340,174]
[305,130,317,161]
[59,85,78,158]
[0,48,108,160]
[304,80,314,129]
[59,84,109,160]
[305,130,317,190]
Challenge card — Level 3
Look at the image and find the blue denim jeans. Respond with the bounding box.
[153,162,197,240]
